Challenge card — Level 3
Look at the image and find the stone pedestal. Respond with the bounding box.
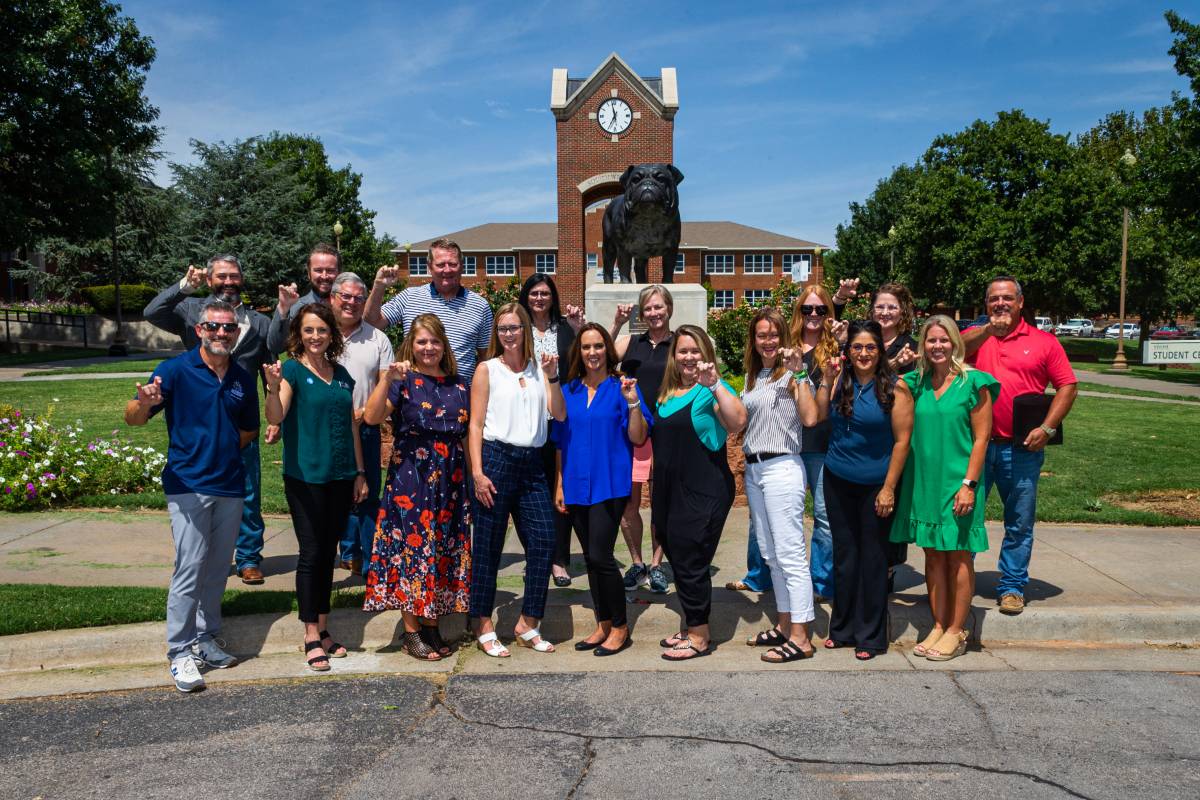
[584,282,709,332]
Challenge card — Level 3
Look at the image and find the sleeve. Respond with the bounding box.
[267,308,290,355]
[1044,339,1077,389]
[475,301,495,351]
[636,385,654,437]
[380,291,405,328]
[903,370,921,396]
[377,331,395,370]
[387,377,405,408]
[238,373,260,431]
[694,385,730,451]
[143,283,189,336]
[281,358,303,400]
[973,369,1001,402]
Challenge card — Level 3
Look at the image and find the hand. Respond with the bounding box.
[834,277,860,303]
[184,265,207,291]
[952,484,977,517]
[988,308,1015,336]
[353,474,369,504]
[830,318,849,345]
[875,486,895,517]
[386,360,411,382]
[554,483,567,514]
[619,376,640,404]
[473,472,497,509]
[277,282,300,314]
[262,361,283,391]
[1022,426,1050,452]
[264,424,282,444]
[354,407,365,423]
[613,303,633,327]
[892,344,917,369]
[781,347,804,373]
[564,304,585,331]
[822,355,843,387]
[540,353,559,380]
[374,264,401,288]
[135,376,163,408]
[696,361,719,388]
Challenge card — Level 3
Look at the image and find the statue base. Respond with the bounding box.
[585,282,709,333]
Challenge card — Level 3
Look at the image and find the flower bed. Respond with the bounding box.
[0,404,166,511]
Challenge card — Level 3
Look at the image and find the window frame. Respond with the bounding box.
[485,255,516,276]
[744,254,773,275]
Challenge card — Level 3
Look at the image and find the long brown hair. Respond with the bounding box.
[658,324,717,405]
[743,306,790,391]
[565,322,621,382]
[286,303,344,363]
[789,284,839,371]
[398,313,458,378]
[485,302,534,363]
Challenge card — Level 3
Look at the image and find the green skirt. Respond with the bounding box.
[889,515,989,553]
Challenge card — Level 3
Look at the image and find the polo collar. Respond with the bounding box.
[427,282,466,300]
[997,318,1032,342]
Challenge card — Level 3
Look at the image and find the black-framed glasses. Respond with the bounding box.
[497,325,523,335]
[800,304,829,317]
[200,322,238,333]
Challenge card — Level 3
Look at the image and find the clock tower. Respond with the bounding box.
[551,54,678,306]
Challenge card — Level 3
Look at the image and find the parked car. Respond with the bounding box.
[1150,325,1193,340]
[1104,322,1140,340]
[1056,319,1094,337]
[955,315,989,332]
[1035,316,1055,332]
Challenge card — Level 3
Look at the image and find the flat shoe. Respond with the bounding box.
[724,580,750,591]
[661,641,712,661]
[319,629,347,658]
[747,627,787,647]
[553,574,572,587]
[594,637,633,657]
[574,638,604,652]
[659,631,688,648]
[304,640,330,672]
[761,639,816,663]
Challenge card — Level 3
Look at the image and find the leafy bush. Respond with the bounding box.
[0,300,92,315]
[477,277,522,313]
[80,284,159,315]
[707,280,812,375]
[0,404,166,511]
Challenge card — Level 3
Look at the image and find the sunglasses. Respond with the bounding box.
[200,322,238,333]
[800,304,829,317]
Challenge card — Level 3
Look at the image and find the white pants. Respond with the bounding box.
[744,455,814,623]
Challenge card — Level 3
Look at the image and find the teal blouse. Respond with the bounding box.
[655,380,735,452]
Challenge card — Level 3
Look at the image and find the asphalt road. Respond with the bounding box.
[5,670,1198,799]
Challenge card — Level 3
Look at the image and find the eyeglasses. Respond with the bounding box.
[800,304,829,317]
[873,304,900,312]
[497,325,523,335]
[200,322,238,333]
[334,292,365,304]
[849,343,879,354]
[754,332,780,341]
[527,290,552,298]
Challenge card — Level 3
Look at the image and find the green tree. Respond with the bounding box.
[0,0,159,252]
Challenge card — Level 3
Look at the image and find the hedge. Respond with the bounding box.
[80,284,160,314]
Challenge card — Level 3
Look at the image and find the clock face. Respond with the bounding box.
[597,98,632,134]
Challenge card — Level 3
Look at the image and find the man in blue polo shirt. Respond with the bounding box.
[125,301,260,693]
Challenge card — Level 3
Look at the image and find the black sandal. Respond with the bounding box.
[747,627,787,647]
[401,631,442,661]
[319,629,347,658]
[761,639,816,663]
[305,639,331,672]
[418,624,451,656]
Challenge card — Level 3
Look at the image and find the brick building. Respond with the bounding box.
[393,54,826,309]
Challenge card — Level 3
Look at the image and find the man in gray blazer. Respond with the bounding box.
[144,254,283,585]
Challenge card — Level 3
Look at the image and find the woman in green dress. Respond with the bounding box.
[891,315,999,662]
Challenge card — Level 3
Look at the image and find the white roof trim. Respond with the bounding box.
[550,53,678,121]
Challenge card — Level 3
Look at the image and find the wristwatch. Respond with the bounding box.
[1039,423,1057,437]
[962,478,978,489]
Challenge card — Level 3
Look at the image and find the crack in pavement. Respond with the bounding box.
[427,680,1097,800]
[565,736,595,800]
[947,671,1000,747]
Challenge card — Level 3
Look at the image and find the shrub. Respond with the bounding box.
[0,404,166,511]
[0,300,93,315]
[477,277,522,313]
[80,284,160,315]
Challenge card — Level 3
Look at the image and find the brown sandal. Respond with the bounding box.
[401,631,442,661]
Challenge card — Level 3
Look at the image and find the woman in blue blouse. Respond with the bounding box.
[814,320,912,660]
[553,323,651,657]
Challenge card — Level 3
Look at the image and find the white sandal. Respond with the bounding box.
[516,628,555,653]
[477,631,510,658]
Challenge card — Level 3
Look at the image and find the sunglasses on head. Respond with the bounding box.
[800,304,829,317]
[200,322,238,333]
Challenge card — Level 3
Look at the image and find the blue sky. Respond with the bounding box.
[122,0,1196,249]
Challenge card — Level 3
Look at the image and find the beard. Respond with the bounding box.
[202,338,233,356]
[214,286,241,304]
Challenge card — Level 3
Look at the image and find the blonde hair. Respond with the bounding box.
[658,324,717,405]
[789,284,839,371]
[639,284,674,317]
[399,313,459,378]
[915,315,969,384]
[743,306,790,391]
[486,302,534,364]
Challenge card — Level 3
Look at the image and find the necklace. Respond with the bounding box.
[847,379,874,433]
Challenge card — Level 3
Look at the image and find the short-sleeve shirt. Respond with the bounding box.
[966,318,1075,439]
[145,347,259,497]
[281,358,357,483]
[825,377,897,485]
[379,284,493,384]
[656,380,735,452]
[337,321,394,410]
[553,376,653,506]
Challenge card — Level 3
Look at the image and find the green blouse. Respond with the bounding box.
[281,358,358,483]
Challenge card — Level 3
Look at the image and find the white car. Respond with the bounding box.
[1035,317,1054,332]
[1104,322,1139,340]
[1056,319,1094,337]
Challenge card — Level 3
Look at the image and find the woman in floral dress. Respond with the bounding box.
[362,314,470,661]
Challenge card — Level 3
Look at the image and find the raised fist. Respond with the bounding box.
[696,361,719,388]
[277,283,300,314]
[540,353,559,380]
[613,303,633,327]
[184,265,207,291]
[374,264,401,288]
[135,376,163,407]
[386,360,411,382]
[835,277,860,303]
[564,304,585,331]
[781,347,805,373]
[619,376,640,403]
[262,361,283,391]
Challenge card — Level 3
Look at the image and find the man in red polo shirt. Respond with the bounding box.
[963,276,1077,615]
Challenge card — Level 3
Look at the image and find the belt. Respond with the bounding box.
[990,436,1013,444]
[745,452,788,464]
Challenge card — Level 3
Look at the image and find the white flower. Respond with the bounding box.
[109,488,118,494]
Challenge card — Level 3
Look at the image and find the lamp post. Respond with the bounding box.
[333,220,344,255]
[1111,149,1137,371]
[888,225,896,274]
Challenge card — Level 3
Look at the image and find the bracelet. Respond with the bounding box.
[547,374,560,384]
[356,469,366,476]
[628,402,641,410]
[792,369,809,382]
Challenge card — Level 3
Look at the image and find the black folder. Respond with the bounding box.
[1012,392,1063,446]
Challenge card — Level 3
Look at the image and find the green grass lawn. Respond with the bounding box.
[1075,380,1200,402]
[1057,337,1139,362]
[24,358,165,376]
[1071,361,1200,385]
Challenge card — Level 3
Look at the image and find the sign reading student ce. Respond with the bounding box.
[1143,339,1200,365]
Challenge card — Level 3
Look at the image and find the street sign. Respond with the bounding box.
[1142,339,1200,365]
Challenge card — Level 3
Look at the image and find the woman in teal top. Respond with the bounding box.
[891,315,998,663]
[652,324,746,661]
[265,303,367,672]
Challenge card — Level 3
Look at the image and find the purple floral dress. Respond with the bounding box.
[363,371,470,617]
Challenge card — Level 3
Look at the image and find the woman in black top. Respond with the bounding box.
[871,282,918,375]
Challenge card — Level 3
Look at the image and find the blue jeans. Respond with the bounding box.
[983,442,1045,598]
[741,517,772,591]
[234,440,265,570]
[339,424,382,575]
[802,452,834,598]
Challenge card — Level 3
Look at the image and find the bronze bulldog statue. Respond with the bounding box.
[602,163,684,284]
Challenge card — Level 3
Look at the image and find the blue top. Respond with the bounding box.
[145,347,259,497]
[825,377,896,485]
[655,381,734,452]
[553,376,653,506]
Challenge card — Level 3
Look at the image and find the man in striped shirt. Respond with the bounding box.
[363,238,493,384]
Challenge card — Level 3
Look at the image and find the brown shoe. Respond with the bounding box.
[338,559,362,573]
[998,593,1025,615]
[237,566,264,585]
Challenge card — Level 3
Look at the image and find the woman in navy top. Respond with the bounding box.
[553,323,651,657]
[814,320,912,660]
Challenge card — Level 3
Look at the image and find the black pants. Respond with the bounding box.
[540,441,575,568]
[284,476,354,623]
[568,497,629,627]
[823,470,892,653]
[659,487,732,628]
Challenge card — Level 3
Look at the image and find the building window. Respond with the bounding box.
[744,254,773,274]
[745,289,771,305]
[536,253,556,274]
[588,253,600,279]
[705,254,734,274]
[463,255,477,276]
[711,290,734,309]
[486,255,516,276]
[409,256,428,277]
[783,254,811,283]
[675,253,686,274]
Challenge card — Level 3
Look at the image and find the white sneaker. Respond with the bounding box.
[192,638,238,669]
[170,654,206,693]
